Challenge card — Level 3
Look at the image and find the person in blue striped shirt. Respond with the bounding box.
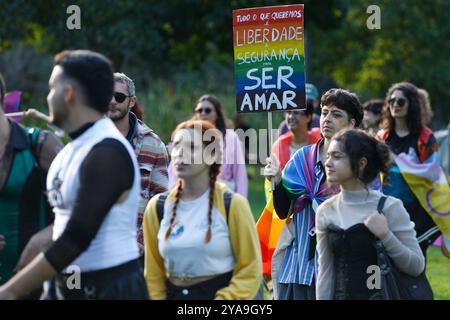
[264,88,364,300]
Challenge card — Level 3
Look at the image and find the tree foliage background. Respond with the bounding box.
[1,0,449,142]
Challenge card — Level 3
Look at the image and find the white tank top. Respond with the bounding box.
[47,118,140,272]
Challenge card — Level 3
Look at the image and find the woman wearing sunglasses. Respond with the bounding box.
[168,94,248,197]
[377,82,441,258]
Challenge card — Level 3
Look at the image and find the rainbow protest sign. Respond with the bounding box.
[233,4,305,113]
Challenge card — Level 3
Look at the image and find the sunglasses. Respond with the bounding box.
[388,97,407,107]
[114,92,132,103]
[195,107,213,115]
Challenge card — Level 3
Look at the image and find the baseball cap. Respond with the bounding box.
[305,83,319,101]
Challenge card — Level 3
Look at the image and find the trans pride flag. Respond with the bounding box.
[395,150,450,239]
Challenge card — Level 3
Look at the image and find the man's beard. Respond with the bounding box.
[108,107,128,121]
[50,103,69,129]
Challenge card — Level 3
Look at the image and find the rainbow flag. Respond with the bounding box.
[396,151,450,238]
[4,91,22,122]
[232,5,305,113]
[256,192,285,276]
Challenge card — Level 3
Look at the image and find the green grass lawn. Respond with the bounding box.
[247,165,268,222]
[246,165,450,300]
[426,246,450,300]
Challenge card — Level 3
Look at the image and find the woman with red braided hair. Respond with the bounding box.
[143,120,262,300]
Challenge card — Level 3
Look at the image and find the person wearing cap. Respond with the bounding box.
[362,99,384,136]
[108,72,169,259]
[0,72,63,291]
[306,83,320,128]
[278,83,320,136]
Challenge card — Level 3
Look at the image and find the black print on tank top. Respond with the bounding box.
[46,151,75,208]
[47,176,64,207]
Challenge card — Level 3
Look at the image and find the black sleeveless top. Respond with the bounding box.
[328,223,380,300]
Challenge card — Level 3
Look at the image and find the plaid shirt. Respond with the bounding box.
[127,113,169,254]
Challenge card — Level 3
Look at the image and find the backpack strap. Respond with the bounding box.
[377,196,388,215]
[157,190,233,225]
[223,191,233,222]
[156,192,169,225]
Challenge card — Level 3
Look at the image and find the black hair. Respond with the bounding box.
[382,82,422,136]
[320,88,364,127]
[0,72,5,108]
[53,50,114,113]
[332,129,392,185]
[196,94,227,137]
[363,99,384,115]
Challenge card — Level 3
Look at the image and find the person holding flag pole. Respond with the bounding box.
[257,99,321,289]
[263,88,364,300]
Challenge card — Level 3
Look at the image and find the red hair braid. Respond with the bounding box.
[164,179,183,239]
[205,163,220,243]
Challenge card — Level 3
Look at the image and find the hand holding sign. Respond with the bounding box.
[264,155,282,186]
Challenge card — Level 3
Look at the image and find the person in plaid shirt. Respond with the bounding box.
[108,72,169,256]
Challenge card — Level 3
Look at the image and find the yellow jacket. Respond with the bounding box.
[143,182,262,300]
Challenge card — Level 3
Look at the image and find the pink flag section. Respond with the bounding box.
[4,91,23,122]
